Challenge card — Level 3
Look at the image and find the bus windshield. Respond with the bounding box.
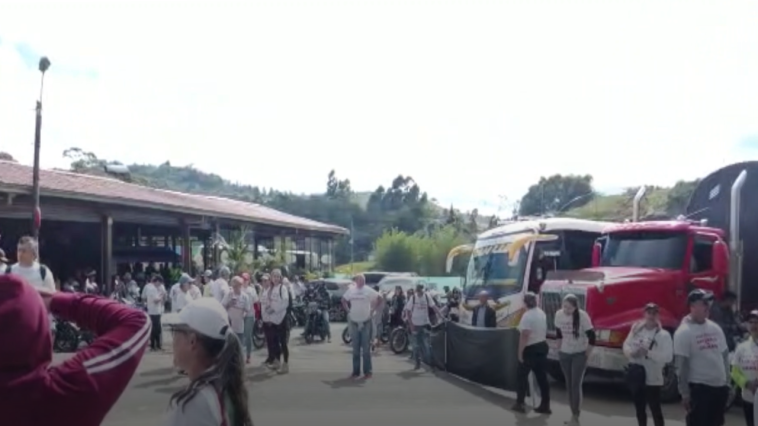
[463,242,529,300]
[601,231,687,270]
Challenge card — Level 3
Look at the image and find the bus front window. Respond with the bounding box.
[464,246,528,300]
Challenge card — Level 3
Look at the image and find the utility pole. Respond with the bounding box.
[31,56,51,239]
[349,216,354,273]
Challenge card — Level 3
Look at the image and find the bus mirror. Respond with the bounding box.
[712,240,728,275]
[592,243,601,267]
[446,244,473,273]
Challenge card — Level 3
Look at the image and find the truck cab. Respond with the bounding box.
[540,220,729,400]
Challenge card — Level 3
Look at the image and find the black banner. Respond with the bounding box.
[430,322,521,392]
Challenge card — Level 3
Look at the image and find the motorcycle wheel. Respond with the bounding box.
[54,329,80,353]
[252,321,266,349]
[342,326,352,345]
[390,328,409,354]
[380,329,390,344]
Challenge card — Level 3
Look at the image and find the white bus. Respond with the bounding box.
[446,217,615,327]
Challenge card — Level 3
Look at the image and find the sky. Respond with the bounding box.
[1,1,758,215]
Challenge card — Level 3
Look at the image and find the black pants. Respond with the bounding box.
[632,385,664,426]
[267,321,290,363]
[687,383,729,426]
[263,322,275,363]
[743,402,754,426]
[149,315,162,350]
[516,341,550,408]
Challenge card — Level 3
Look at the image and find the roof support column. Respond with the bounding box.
[182,221,192,273]
[101,215,113,294]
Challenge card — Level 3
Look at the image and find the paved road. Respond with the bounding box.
[52,328,743,426]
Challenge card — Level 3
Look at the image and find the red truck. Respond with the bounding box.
[539,162,754,402]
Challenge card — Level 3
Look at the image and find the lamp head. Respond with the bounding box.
[38,57,51,73]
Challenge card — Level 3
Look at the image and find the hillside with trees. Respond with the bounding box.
[0,148,702,272]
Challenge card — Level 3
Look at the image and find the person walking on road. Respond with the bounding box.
[143,274,167,351]
[403,283,441,371]
[623,303,673,426]
[554,293,595,426]
[0,274,149,426]
[342,274,381,378]
[674,289,730,426]
[731,309,758,426]
[166,298,253,426]
[241,273,259,364]
[513,292,551,415]
[222,277,252,351]
[265,269,291,374]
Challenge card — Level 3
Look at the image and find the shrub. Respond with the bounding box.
[373,225,469,275]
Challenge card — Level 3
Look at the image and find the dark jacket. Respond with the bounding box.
[471,305,497,328]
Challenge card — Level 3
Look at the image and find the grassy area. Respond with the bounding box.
[563,187,671,221]
[334,261,375,275]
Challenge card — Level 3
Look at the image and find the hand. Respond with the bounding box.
[681,396,691,412]
[37,288,54,311]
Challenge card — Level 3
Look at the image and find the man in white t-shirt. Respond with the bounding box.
[142,275,167,351]
[674,289,730,426]
[2,236,56,292]
[171,273,194,312]
[513,292,551,414]
[210,267,231,303]
[342,274,381,378]
[403,283,441,371]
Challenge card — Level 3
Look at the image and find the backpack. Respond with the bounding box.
[6,264,47,281]
[411,293,435,319]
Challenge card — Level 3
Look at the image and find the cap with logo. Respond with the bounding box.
[178,273,192,285]
[173,298,231,340]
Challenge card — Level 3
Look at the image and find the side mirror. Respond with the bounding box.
[712,240,729,275]
[591,242,602,267]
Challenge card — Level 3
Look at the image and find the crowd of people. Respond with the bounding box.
[2,234,757,426]
[512,287,756,426]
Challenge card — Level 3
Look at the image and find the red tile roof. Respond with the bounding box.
[0,161,348,235]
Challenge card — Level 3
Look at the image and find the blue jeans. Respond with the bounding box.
[411,326,431,368]
[349,320,372,376]
[243,317,255,357]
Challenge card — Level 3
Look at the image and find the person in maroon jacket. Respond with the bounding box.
[0,273,149,426]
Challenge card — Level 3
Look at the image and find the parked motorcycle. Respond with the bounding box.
[389,324,410,354]
[53,319,80,353]
[303,301,328,344]
[329,305,347,322]
[342,325,352,345]
[252,318,266,349]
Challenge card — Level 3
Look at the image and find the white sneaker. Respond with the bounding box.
[269,360,280,370]
[277,362,289,374]
[564,416,580,426]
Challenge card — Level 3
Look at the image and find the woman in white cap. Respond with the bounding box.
[166,298,253,426]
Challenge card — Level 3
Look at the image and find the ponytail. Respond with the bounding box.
[171,332,253,426]
[572,309,580,339]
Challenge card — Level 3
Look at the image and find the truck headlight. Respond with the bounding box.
[595,329,624,344]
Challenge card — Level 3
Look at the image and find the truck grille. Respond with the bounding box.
[541,290,587,333]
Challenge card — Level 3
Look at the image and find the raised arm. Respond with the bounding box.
[49,293,149,422]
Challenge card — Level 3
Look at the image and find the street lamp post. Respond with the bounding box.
[31,56,51,239]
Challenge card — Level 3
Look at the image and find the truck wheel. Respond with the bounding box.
[547,361,565,383]
[660,363,680,403]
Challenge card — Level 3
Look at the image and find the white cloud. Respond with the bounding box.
[1,1,757,215]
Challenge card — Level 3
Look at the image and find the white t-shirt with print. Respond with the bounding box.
[210,278,230,303]
[733,339,758,402]
[518,308,548,347]
[164,385,231,426]
[554,309,593,354]
[673,319,728,387]
[143,284,166,316]
[222,291,251,334]
[343,286,379,323]
[404,292,434,326]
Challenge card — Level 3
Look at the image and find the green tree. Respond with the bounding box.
[373,226,469,275]
[467,208,479,236]
[665,179,699,216]
[487,215,499,230]
[0,152,17,162]
[519,174,594,216]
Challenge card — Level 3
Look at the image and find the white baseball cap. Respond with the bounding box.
[173,298,230,340]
